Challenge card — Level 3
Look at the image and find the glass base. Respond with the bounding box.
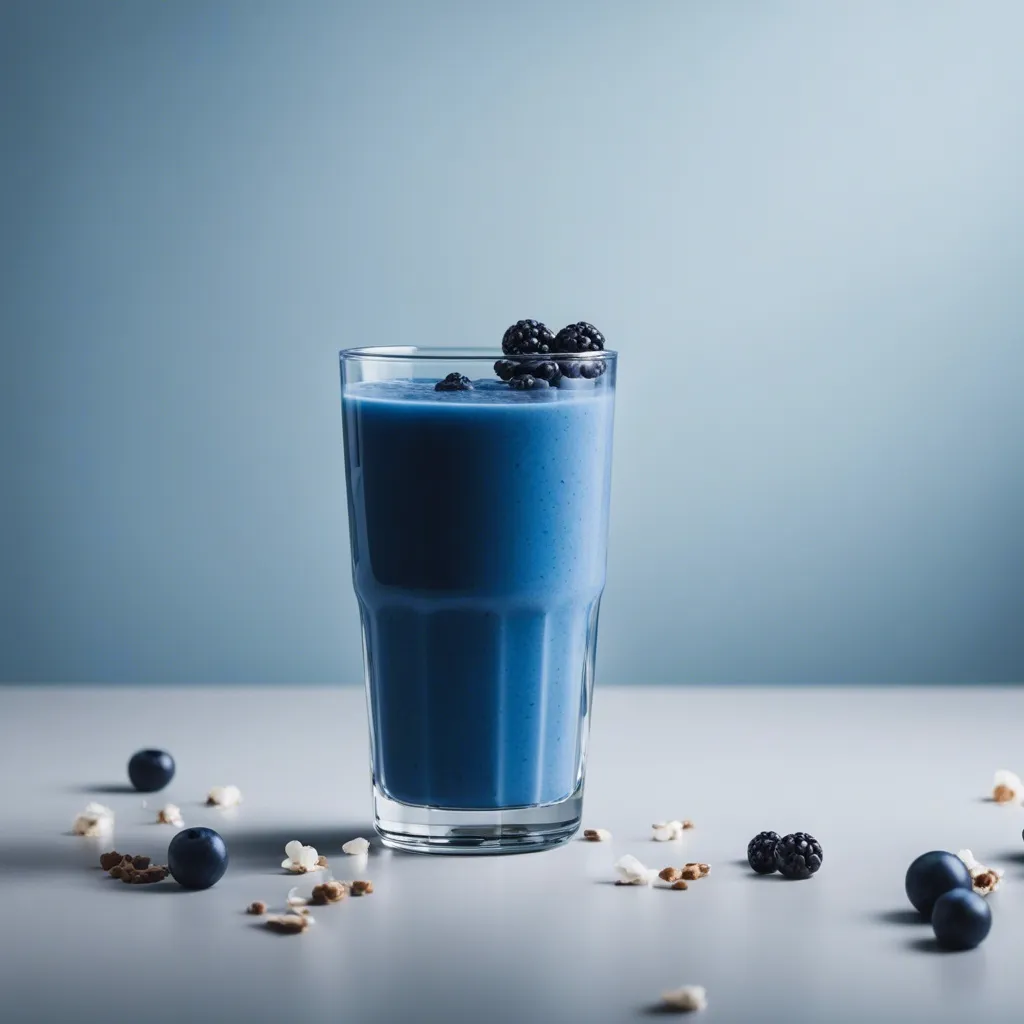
[373,784,583,854]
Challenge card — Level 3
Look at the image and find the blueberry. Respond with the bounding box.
[746,831,780,874]
[931,888,992,950]
[905,851,972,917]
[519,359,561,383]
[502,319,555,356]
[435,372,473,391]
[557,357,606,380]
[508,374,549,391]
[168,827,229,890]
[127,749,176,793]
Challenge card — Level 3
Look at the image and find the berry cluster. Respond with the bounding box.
[745,830,823,879]
[497,319,608,388]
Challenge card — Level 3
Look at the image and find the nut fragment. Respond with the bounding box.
[99,851,123,872]
[113,862,169,885]
[350,880,374,896]
[265,914,311,934]
[659,867,682,883]
[310,880,348,905]
[661,985,707,1013]
[583,829,612,842]
[342,837,371,856]
[992,770,1023,804]
[671,880,689,891]
[156,804,184,827]
[247,901,267,915]
[958,849,1004,896]
[206,785,242,808]
[72,802,114,837]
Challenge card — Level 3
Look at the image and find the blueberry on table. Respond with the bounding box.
[931,889,992,950]
[168,827,229,890]
[905,851,972,917]
[774,832,823,879]
[435,373,473,391]
[501,320,555,356]
[746,831,780,874]
[127,749,175,793]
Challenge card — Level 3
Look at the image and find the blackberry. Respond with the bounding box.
[508,374,549,391]
[555,321,605,353]
[502,320,555,356]
[746,831,780,875]
[435,373,473,391]
[494,359,517,381]
[774,832,823,879]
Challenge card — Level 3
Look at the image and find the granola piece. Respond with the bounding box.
[72,803,114,838]
[99,851,123,872]
[661,985,707,1012]
[205,785,242,808]
[614,854,657,886]
[156,804,184,827]
[671,880,689,891]
[680,865,701,881]
[310,880,348,905]
[992,770,1023,804]
[350,880,374,896]
[583,829,612,842]
[958,849,1005,896]
[659,867,682,883]
[281,840,324,874]
[265,914,311,934]
[247,901,267,916]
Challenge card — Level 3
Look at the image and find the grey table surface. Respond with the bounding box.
[2,686,1022,1024]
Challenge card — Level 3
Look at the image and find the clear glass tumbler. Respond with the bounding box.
[340,347,617,852]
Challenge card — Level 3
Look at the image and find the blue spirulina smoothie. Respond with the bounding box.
[342,378,614,809]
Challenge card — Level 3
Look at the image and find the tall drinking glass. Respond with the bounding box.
[340,347,616,853]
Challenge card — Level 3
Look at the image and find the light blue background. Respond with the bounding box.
[3,0,1023,684]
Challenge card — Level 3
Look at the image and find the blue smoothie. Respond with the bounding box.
[342,377,615,810]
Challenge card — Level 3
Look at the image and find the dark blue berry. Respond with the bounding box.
[555,321,605,353]
[508,374,549,391]
[905,851,972,917]
[746,831,780,874]
[168,827,229,890]
[557,357,606,380]
[127,749,175,793]
[502,320,555,356]
[931,888,991,950]
[494,359,517,381]
[775,832,823,879]
[519,359,561,382]
[435,372,473,391]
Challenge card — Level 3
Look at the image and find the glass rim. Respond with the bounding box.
[339,345,617,362]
